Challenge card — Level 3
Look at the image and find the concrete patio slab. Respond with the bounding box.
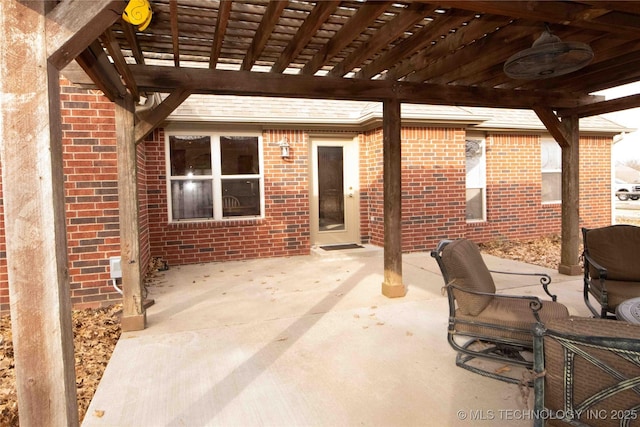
[82,247,589,426]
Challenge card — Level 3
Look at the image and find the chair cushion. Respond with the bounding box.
[586,225,640,281]
[442,239,495,316]
[588,278,640,311]
[455,297,569,343]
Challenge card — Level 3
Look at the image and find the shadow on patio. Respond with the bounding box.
[82,246,589,426]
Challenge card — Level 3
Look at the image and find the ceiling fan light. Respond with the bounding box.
[504,31,594,80]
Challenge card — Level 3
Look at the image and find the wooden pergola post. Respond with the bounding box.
[0,2,79,424]
[535,107,582,275]
[116,94,147,331]
[381,99,407,297]
[559,115,582,275]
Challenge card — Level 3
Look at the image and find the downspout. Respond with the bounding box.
[135,92,162,117]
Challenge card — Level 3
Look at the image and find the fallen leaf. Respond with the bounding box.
[495,365,511,374]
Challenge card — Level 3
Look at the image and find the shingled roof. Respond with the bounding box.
[166,94,630,134]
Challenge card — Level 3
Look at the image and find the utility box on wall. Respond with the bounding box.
[109,256,122,279]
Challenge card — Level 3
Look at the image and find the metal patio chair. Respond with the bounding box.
[431,238,569,384]
[582,224,640,318]
[533,317,640,427]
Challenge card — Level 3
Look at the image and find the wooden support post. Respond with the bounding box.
[535,107,582,275]
[0,1,79,424]
[381,99,407,297]
[116,94,147,331]
[559,115,582,275]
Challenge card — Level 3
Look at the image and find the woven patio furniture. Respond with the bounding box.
[582,225,640,318]
[533,317,640,427]
[431,238,570,384]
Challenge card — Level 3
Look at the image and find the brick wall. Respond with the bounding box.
[365,129,613,253]
[0,81,155,315]
[365,126,468,251]
[361,128,382,246]
[61,81,123,310]
[138,133,152,280]
[359,131,375,244]
[465,133,560,242]
[579,135,612,228]
[144,129,310,266]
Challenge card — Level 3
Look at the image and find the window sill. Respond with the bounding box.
[466,219,486,224]
[169,217,265,228]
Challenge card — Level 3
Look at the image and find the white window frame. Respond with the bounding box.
[165,130,264,222]
[465,134,487,222]
[541,137,562,204]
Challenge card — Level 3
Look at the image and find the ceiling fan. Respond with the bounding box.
[503,25,594,80]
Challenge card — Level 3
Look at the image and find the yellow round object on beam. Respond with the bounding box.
[122,0,152,31]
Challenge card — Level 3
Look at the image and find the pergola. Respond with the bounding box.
[2,1,640,424]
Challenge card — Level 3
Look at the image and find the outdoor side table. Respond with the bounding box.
[616,297,640,324]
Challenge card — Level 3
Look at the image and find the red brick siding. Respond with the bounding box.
[61,81,123,310]
[366,130,613,253]
[144,129,310,266]
[363,128,385,247]
[358,132,374,244]
[579,135,612,228]
[138,133,151,278]
[365,127,468,251]
[464,133,612,243]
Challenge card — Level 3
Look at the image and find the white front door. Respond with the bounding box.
[310,137,360,246]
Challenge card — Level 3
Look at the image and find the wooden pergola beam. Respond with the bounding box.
[122,20,146,65]
[559,93,640,118]
[170,0,180,67]
[270,0,340,73]
[74,40,128,102]
[101,29,140,101]
[378,10,499,81]
[46,0,125,70]
[533,107,571,148]
[438,0,640,36]
[209,0,231,69]
[301,1,392,75]
[328,2,434,78]
[129,64,603,110]
[242,1,289,71]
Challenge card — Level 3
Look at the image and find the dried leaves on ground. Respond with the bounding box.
[479,234,563,269]
[0,305,121,425]
[480,216,640,268]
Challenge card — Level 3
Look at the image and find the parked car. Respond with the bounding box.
[615,179,640,201]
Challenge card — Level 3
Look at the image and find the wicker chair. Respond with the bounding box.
[431,239,570,384]
[533,317,640,427]
[582,225,640,318]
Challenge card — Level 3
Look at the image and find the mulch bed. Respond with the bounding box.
[479,234,564,269]
[0,305,121,425]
